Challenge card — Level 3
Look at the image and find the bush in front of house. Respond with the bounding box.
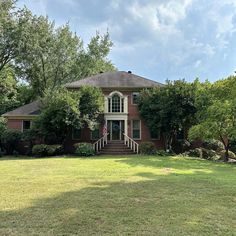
[1,129,22,154]
[32,144,63,157]
[139,141,156,155]
[156,149,171,156]
[74,143,95,156]
[220,150,236,160]
[202,140,224,152]
[46,145,63,156]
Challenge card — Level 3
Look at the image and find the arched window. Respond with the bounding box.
[108,92,124,113]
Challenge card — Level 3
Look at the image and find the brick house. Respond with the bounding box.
[2,71,165,153]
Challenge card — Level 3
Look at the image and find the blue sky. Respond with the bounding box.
[17,0,236,83]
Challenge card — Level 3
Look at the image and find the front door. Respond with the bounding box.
[107,120,124,140]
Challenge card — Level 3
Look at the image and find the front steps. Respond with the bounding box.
[98,140,135,155]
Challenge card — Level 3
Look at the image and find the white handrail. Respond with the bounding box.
[93,133,109,152]
[123,133,139,154]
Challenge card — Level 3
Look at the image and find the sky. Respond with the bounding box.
[17,0,236,83]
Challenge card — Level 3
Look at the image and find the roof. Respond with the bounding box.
[2,101,41,117]
[66,71,163,89]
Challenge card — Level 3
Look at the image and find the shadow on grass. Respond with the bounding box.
[0,170,236,235]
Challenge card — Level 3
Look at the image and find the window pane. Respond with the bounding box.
[132,93,140,104]
[133,130,140,139]
[72,128,81,140]
[23,120,31,131]
[132,120,140,139]
[133,120,140,129]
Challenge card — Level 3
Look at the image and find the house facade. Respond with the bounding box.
[3,71,165,151]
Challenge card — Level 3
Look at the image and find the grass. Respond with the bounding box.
[0,155,236,235]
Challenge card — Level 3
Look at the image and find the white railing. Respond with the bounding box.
[123,133,139,154]
[93,133,109,152]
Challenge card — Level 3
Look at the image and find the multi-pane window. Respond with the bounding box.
[23,120,31,131]
[150,129,160,140]
[72,128,81,140]
[112,94,120,112]
[132,92,140,104]
[108,93,124,113]
[132,120,141,139]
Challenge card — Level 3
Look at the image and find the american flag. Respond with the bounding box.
[103,124,107,135]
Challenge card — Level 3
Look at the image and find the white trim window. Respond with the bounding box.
[132,120,141,140]
[108,93,124,113]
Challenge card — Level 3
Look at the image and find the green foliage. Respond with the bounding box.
[0,147,4,157]
[32,144,48,157]
[46,145,63,156]
[1,129,22,154]
[74,143,95,156]
[156,150,170,156]
[33,89,81,144]
[202,140,224,152]
[34,87,104,144]
[139,80,197,151]
[32,144,63,157]
[0,117,7,136]
[139,142,156,155]
[0,1,115,108]
[78,86,104,129]
[220,150,236,160]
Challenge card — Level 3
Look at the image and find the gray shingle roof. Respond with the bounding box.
[66,71,163,89]
[2,101,41,117]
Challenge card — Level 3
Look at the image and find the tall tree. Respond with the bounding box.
[139,80,197,151]
[189,75,236,162]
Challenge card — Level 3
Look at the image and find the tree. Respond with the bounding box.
[33,86,104,144]
[1,1,115,99]
[78,85,104,129]
[138,80,197,151]
[0,65,19,115]
[189,75,236,162]
[33,89,81,144]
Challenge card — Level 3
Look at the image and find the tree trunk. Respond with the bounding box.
[224,145,229,162]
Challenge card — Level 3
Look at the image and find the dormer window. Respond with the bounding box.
[108,92,124,113]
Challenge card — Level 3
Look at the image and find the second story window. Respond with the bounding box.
[108,93,124,113]
[132,92,140,104]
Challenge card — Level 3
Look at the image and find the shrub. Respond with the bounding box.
[229,140,236,154]
[32,144,48,157]
[139,142,156,155]
[156,149,170,156]
[0,147,4,157]
[220,150,236,160]
[1,129,22,154]
[46,145,63,156]
[74,143,95,156]
[32,144,63,157]
[184,148,202,158]
[202,140,224,152]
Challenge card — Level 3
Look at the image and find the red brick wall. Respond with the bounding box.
[7,119,22,131]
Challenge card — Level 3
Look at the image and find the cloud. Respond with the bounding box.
[17,0,236,82]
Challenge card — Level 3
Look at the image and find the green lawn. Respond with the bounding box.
[0,155,236,235]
